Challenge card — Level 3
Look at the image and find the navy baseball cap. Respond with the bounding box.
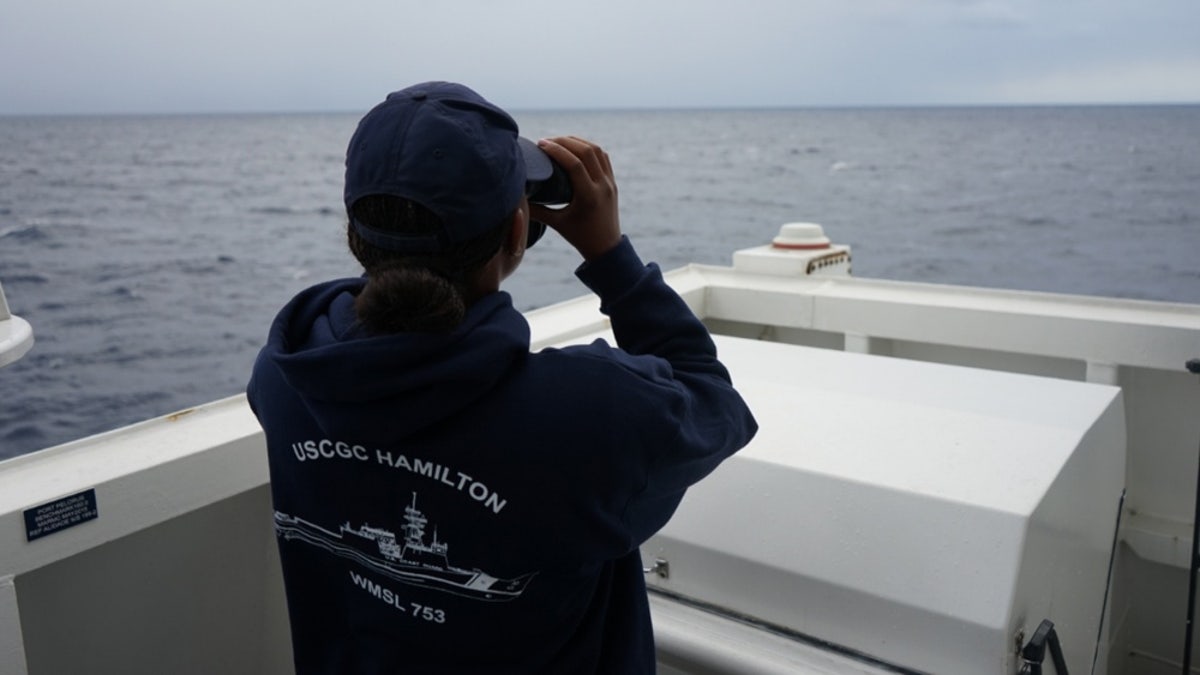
[344,81,555,253]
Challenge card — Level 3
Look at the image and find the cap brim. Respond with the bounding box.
[518,137,554,183]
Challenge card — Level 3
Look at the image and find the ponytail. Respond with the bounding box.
[354,265,466,333]
[347,196,508,334]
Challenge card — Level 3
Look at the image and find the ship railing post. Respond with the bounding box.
[1086,361,1121,387]
[844,332,893,357]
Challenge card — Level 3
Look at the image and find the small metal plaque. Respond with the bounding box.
[24,488,99,541]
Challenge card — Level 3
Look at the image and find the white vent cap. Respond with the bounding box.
[772,222,831,250]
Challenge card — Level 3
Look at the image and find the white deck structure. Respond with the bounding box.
[0,282,33,369]
[2,227,1198,674]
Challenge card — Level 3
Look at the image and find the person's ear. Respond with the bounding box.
[508,202,528,257]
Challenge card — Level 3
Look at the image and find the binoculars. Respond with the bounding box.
[524,153,572,248]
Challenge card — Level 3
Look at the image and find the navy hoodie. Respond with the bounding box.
[247,237,757,674]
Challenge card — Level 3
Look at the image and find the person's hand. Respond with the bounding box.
[529,136,622,261]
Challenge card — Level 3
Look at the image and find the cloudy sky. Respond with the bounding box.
[2,0,1197,115]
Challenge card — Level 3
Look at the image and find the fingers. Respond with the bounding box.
[535,136,618,218]
[531,135,621,261]
[538,136,611,183]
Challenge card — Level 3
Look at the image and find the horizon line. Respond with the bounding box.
[2,100,1199,119]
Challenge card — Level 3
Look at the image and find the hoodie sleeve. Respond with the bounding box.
[575,236,758,543]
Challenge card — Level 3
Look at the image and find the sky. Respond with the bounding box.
[2,0,1198,115]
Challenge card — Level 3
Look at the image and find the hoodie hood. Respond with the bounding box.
[258,278,529,440]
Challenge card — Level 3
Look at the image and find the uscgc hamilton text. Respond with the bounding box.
[289,438,507,514]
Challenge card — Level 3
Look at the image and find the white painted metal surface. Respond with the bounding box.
[640,336,1124,674]
[0,281,34,368]
[0,398,291,675]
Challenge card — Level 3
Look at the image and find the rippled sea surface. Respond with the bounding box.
[2,106,1198,458]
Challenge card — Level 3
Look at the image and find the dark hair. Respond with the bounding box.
[348,195,509,334]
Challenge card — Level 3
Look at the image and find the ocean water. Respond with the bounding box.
[1,106,1198,459]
